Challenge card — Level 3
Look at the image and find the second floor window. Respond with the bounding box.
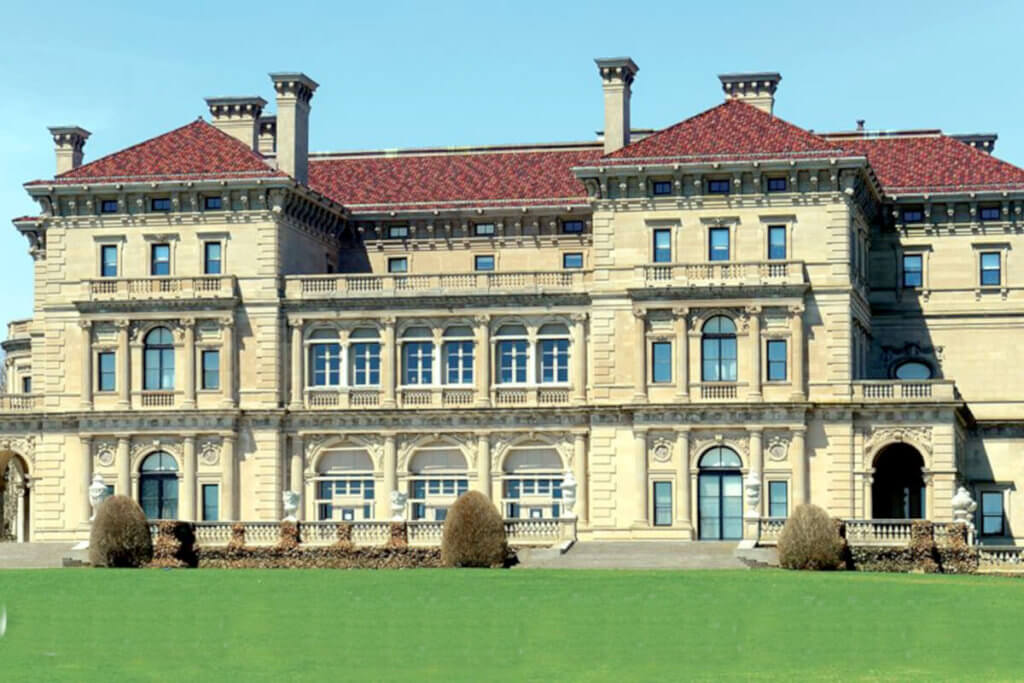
[981,252,1001,286]
[143,327,175,391]
[309,342,341,387]
[100,245,118,277]
[766,339,787,381]
[204,242,222,275]
[351,342,380,386]
[709,228,730,262]
[653,229,672,263]
[538,323,570,384]
[496,324,529,384]
[768,226,787,260]
[903,254,923,288]
[201,350,220,390]
[444,342,474,385]
[701,316,737,382]
[151,244,170,276]
[97,351,116,392]
[403,341,434,385]
[651,341,672,383]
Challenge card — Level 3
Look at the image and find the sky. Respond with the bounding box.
[0,0,1021,328]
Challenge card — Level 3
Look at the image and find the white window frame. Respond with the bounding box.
[537,326,570,386]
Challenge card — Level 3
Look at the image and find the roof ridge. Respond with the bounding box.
[311,141,603,160]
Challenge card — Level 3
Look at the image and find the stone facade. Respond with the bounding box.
[1,59,1019,544]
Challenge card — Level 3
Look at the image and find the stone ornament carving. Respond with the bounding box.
[131,438,182,465]
[650,438,673,464]
[489,432,574,471]
[282,491,299,521]
[766,435,789,462]
[305,434,384,471]
[390,490,408,521]
[88,473,108,521]
[864,426,933,458]
[561,470,578,519]
[0,436,36,464]
[94,438,116,467]
[199,438,221,466]
[689,431,749,463]
[951,487,977,533]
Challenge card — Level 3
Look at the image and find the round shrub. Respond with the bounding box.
[89,495,154,568]
[440,491,508,568]
[777,503,845,571]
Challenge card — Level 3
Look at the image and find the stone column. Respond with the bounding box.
[289,318,304,409]
[221,434,236,520]
[117,436,130,498]
[221,316,235,408]
[181,318,196,409]
[673,307,689,401]
[116,321,130,408]
[290,435,304,520]
[570,313,587,403]
[474,315,490,407]
[80,435,92,524]
[476,433,491,499]
[573,432,588,525]
[676,429,692,536]
[792,428,808,505]
[381,317,397,408]
[181,436,196,521]
[380,434,396,520]
[748,306,762,401]
[633,426,648,526]
[633,309,647,403]
[79,320,93,409]
[790,305,805,400]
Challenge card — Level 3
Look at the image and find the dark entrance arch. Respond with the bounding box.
[871,443,926,519]
[0,452,30,542]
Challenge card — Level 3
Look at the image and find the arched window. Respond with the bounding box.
[308,329,341,387]
[314,448,375,521]
[701,316,737,382]
[349,328,380,387]
[894,360,932,380]
[443,326,474,385]
[401,327,434,385]
[537,323,570,384]
[139,452,178,519]
[495,324,529,384]
[697,446,742,540]
[501,444,563,519]
[143,327,175,390]
[408,444,468,521]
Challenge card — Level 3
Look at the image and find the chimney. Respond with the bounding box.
[257,116,277,156]
[718,72,782,115]
[48,126,91,175]
[595,57,638,155]
[952,133,998,154]
[270,72,318,184]
[205,96,267,150]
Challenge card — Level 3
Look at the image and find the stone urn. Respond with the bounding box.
[390,490,408,521]
[561,470,578,518]
[282,490,300,521]
[743,471,762,519]
[951,486,977,532]
[88,473,108,521]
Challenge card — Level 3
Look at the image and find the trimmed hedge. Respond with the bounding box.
[441,491,508,568]
[197,545,441,569]
[89,495,153,568]
[777,504,845,570]
[150,520,197,568]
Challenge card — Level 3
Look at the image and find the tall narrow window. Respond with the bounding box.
[443,326,474,385]
[201,350,220,390]
[350,328,381,386]
[701,316,737,382]
[769,481,788,518]
[202,484,219,521]
[903,254,923,288]
[139,452,178,519]
[709,228,730,262]
[204,242,222,275]
[653,481,672,526]
[538,323,570,384]
[653,229,672,263]
[981,252,1001,286]
[308,331,342,387]
[100,245,118,277]
[97,351,116,392]
[766,340,787,382]
[143,327,175,390]
[768,226,787,260]
[981,491,1004,536]
[150,243,170,276]
[402,338,434,386]
[495,324,529,384]
[651,341,672,383]
[21,377,30,394]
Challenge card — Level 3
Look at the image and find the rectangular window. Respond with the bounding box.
[980,206,1001,221]
[474,223,495,236]
[403,342,434,385]
[562,253,583,269]
[444,341,474,385]
[981,491,1004,535]
[651,341,672,384]
[707,179,730,194]
[653,229,672,263]
[902,254,923,288]
[767,177,787,192]
[497,340,528,384]
[766,340,787,382]
[388,225,409,238]
[388,257,408,273]
[475,255,495,272]
[202,484,219,521]
[769,481,788,518]
[981,252,1001,286]
[151,198,172,212]
[351,343,381,386]
[562,220,584,234]
[309,343,342,387]
[97,351,116,392]
[540,339,569,384]
[204,242,222,275]
[21,377,30,394]
[653,482,672,526]
[652,181,672,195]
[150,243,170,276]
[901,208,924,223]
[709,227,730,262]
[100,245,118,277]
[100,199,119,213]
[203,196,223,211]
[201,350,220,390]
[768,226,787,260]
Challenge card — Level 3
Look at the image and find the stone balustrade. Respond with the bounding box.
[285,270,590,299]
[80,275,237,302]
[850,380,958,402]
[757,518,974,548]
[0,394,39,411]
[640,260,804,286]
[977,546,1024,572]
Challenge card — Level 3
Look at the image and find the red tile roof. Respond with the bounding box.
[26,120,284,186]
[308,148,601,211]
[833,135,1024,194]
[601,99,845,164]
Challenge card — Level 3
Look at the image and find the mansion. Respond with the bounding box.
[1,59,1022,546]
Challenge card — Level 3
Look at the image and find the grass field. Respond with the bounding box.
[0,568,1018,681]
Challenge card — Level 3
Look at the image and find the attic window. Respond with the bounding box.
[652,181,672,196]
[204,196,223,210]
[151,198,172,212]
[900,207,924,223]
[707,179,730,194]
[562,220,584,234]
[388,226,409,239]
[100,200,118,213]
[766,177,787,192]
[980,206,1001,221]
[474,223,495,236]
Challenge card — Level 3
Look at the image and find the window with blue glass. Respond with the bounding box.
[139,452,178,519]
[388,225,409,238]
[903,254,923,288]
[981,252,1001,286]
[707,179,730,194]
[766,177,787,192]
[21,377,30,394]
[562,220,584,234]
[317,477,375,521]
[496,324,529,384]
[150,243,170,276]
[204,242,222,275]
[309,342,341,386]
[388,257,408,273]
[701,316,737,382]
[151,198,171,212]
[766,339,787,382]
[100,199,119,213]
[901,207,924,222]
[204,196,223,210]
[653,229,672,263]
[540,339,569,383]
[403,342,434,385]
[97,351,116,392]
[981,491,1004,535]
[768,225,787,260]
[475,254,495,271]
[351,342,381,386]
[651,341,672,383]
[563,252,583,269]
[474,223,495,236]
[709,227,730,261]
[503,477,563,519]
[201,350,220,390]
[202,484,219,521]
[768,481,788,518]
[653,481,672,526]
[444,340,474,385]
[143,327,175,390]
[980,206,1001,221]
[410,478,468,520]
[100,245,118,277]
[653,180,672,195]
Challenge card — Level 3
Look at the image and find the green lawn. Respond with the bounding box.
[0,569,1018,681]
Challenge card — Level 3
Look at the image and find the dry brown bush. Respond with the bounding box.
[88,495,153,568]
[777,503,845,570]
[440,491,508,568]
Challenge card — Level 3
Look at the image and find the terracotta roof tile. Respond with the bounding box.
[25,120,284,186]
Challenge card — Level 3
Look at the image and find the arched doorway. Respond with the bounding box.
[0,453,29,542]
[313,448,375,521]
[871,443,926,519]
[501,443,564,519]
[139,452,179,519]
[697,446,743,540]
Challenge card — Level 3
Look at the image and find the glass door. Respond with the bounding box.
[698,472,743,540]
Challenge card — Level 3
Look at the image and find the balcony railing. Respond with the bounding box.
[286,270,589,299]
[757,519,972,548]
[80,275,236,302]
[640,260,804,287]
[300,386,575,409]
[850,380,958,402]
[0,394,39,412]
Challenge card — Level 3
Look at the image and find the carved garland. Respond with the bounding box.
[0,436,36,465]
[198,438,221,466]
[864,426,933,461]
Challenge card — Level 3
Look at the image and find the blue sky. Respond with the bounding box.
[0,0,1020,326]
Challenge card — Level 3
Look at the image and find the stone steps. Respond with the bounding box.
[0,543,86,569]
